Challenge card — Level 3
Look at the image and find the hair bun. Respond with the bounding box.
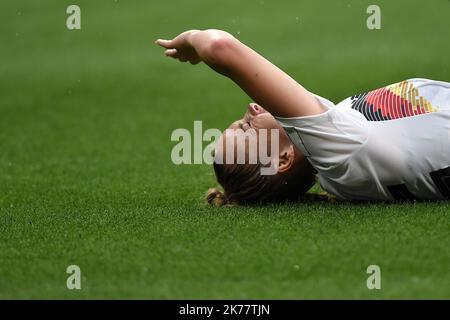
[205,188,227,206]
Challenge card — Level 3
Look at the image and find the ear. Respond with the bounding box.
[277,144,296,173]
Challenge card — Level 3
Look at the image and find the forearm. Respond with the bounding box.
[189,30,324,117]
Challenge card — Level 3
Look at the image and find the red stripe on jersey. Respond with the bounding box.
[352,81,438,121]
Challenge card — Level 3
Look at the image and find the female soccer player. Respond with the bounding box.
[156,29,450,205]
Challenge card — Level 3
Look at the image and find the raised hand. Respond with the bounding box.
[155,30,202,64]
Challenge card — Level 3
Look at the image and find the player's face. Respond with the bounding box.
[215,103,293,164]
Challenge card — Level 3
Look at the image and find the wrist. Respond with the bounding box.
[186,29,202,47]
[194,30,236,65]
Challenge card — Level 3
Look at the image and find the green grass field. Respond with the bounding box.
[1,0,449,299]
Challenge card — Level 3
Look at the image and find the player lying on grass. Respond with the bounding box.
[156,29,450,205]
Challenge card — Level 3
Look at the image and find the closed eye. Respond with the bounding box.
[239,121,252,132]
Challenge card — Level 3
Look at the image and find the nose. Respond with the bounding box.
[247,103,267,116]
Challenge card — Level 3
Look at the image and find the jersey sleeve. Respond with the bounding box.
[275,94,369,172]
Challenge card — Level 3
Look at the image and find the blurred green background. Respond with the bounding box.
[0,0,449,298]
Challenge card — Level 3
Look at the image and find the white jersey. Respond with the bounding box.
[275,78,450,201]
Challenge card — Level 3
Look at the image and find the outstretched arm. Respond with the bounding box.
[155,29,325,118]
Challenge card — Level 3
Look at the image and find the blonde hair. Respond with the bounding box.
[206,187,335,206]
[205,188,234,207]
[205,161,318,206]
